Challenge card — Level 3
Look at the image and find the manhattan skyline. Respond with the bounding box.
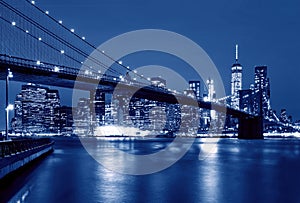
[1,0,300,126]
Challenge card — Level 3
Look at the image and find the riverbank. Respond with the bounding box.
[0,138,54,179]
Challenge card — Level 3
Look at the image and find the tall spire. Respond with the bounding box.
[235,44,239,63]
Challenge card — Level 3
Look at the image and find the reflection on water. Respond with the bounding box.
[2,137,300,202]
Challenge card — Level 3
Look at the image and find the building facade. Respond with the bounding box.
[253,65,271,118]
[12,84,61,134]
[231,45,242,109]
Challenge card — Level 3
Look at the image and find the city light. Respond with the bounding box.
[54,66,60,72]
[36,60,41,65]
[6,104,14,111]
[8,70,13,78]
[118,61,122,65]
[11,21,16,26]
[25,30,29,33]
[60,50,65,54]
[38,37,42,41]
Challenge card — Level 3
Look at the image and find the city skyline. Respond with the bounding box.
[0,51,297,130]
[1,0,300,128]
[6,65,296,136]
[33,0,300,120]
[0,0,300,123]
[2,2,300,202]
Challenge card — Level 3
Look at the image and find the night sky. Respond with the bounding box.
[1,0,300,129]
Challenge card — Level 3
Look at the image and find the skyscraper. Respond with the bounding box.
[254,65,271,118]
[189,81,201,100]
[73,98,91,135]
[206,78,216,102]
[90,89,105,126]
[12,84,60,134]
[231,45,242,109]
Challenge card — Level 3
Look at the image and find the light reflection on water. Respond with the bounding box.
[3,137,300,202]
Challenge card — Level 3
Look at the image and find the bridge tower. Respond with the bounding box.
[231,45,243,109]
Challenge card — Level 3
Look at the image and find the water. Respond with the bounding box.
[1,137,300,202]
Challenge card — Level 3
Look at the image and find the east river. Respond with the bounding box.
[1,137,300,202]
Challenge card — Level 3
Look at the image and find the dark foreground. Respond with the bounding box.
[1,137,300,202]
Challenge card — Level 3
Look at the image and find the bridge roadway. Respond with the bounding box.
[0,54,263,139]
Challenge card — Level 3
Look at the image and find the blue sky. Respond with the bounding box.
[38,0,300,119]
[1,0,300,128]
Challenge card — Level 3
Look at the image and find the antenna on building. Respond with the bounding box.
[235,44,239,63]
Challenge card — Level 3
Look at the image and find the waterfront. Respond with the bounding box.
[1,137,300,202]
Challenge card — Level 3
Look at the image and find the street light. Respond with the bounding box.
[6,68,13,140]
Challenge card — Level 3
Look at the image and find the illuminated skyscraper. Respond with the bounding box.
[231,45,242,109]
[12,84,60,134]
[189,81,201,100]
[206,78,216,102]
[254,65,271,118]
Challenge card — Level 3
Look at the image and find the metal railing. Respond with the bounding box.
[0,138,54,158]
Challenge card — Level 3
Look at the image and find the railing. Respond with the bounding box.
[0,138,54,158]
[0,53,170,93]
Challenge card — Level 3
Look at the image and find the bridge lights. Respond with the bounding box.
[60,50,65,54]
[11,21,16,26]
[54,66,60,72]
[59,20,63,24]
[31,1,35,5]
[70,29,75,33]
[36,60,41,65]
[38,37,42,41]
[45,11,49,15]
[82,36,86,40]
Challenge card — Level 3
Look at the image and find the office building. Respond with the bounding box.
[231,45,242,109]
[253,66,271,118]
[12,84,61,134]
[189,81,201,100]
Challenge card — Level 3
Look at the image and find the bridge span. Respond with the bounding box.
[0,54,263,139]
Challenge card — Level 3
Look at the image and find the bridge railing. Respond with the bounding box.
[0,54,165,91]
[0,137,54,158]
[0,54,80,75]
